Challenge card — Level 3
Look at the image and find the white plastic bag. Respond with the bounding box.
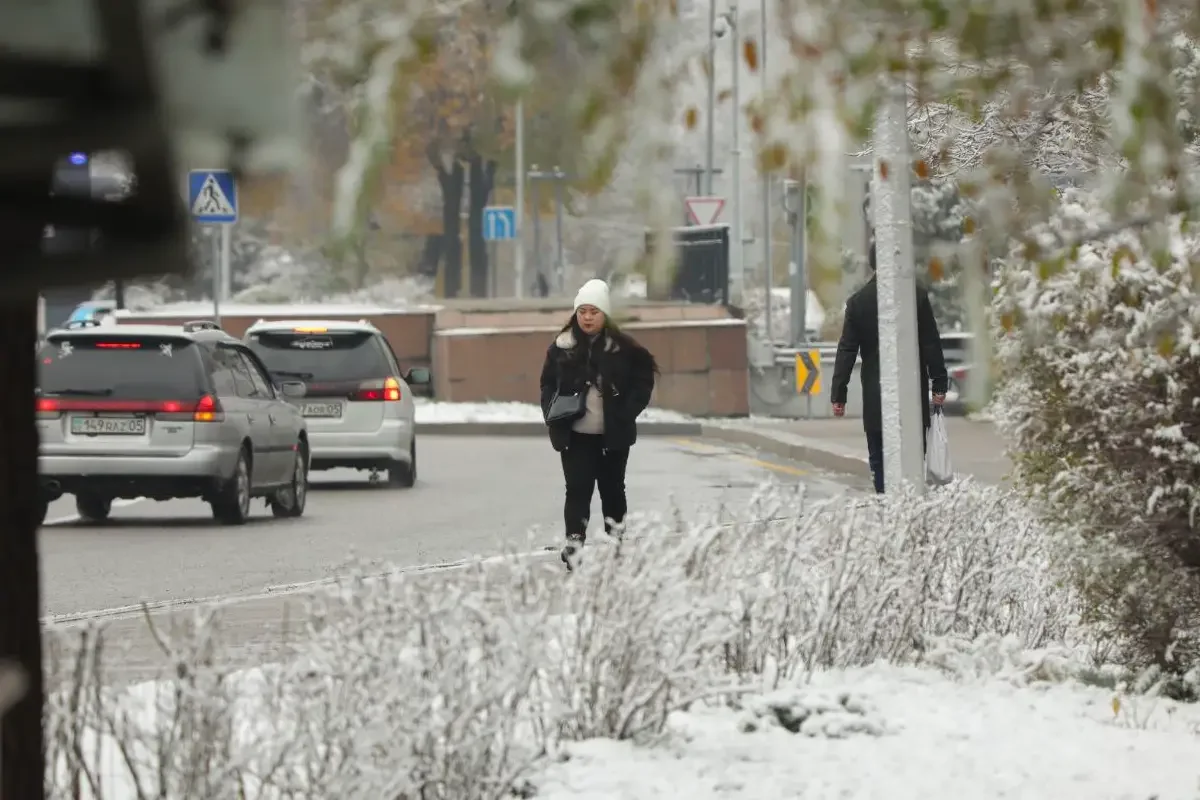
[926,409,953,485]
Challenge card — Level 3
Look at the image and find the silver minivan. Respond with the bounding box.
[244,319,430,487]
[37,321,310,525]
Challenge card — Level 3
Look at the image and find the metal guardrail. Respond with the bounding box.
[773,343,839,366]
[770,333,974,368]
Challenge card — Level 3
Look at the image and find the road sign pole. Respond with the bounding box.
[783,177,807,347]
[220,223,233,302]
[514,96,525,298]
[553,166,565,294]
[872,78,925,493]
[531,170,542,294]
[188,168,238,323]
[210,227,221,326]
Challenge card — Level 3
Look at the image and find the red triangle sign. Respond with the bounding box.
[685,196,725,225]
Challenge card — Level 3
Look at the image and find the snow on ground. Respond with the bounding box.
[414,399,694,424]
[77,659,1200,800]
[536,663,1200,800]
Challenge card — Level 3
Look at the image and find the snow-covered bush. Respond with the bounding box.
[993,189,1200,685]
[41,480,1072,797]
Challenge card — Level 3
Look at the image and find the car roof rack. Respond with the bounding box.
[182,320,222,333]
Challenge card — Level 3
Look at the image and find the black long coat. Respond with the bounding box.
[830,277,949,432]
[539,327,657,452]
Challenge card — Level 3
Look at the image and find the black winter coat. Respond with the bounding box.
[539,327,657,452]
[830,277,949,432]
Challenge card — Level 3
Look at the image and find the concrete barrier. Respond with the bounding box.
[116,298,752,417]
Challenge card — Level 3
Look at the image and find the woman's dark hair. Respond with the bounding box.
[558,312,660,374]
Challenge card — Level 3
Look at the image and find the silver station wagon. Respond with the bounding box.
[36,320,310,526]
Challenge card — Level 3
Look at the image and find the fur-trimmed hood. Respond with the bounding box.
[555,329,619,352]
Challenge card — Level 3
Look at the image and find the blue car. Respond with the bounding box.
[66,301,116,325]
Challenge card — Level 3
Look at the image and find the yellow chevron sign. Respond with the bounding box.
[795,349,821,395]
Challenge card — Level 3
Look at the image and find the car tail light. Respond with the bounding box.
[351,377,402,402]
[191,394,222,422]
[95,341,141,349]
[35,395,225,422]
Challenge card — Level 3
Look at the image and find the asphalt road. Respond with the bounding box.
[40,435,860,687]
[40,435,854,619]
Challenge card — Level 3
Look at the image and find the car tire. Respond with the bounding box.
[211,449,252,525]
[269,444,308,518]
[75,493,113,523]
[387,439,416,489]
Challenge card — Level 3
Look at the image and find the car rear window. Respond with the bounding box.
[37,336,205,400]
[247,331,393,382]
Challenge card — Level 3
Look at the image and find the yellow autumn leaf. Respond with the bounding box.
[744,38,759,72]
[1156,333,1175,357]
[1111,695,1121,717]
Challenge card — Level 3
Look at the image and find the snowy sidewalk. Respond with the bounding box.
[413,400,1011,483]
[703,417,1011,484]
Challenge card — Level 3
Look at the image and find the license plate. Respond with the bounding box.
[70,416,146,436]
[303,402,343,418]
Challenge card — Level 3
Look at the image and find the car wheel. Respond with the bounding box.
[269,444,308,518]
[75,493,113,523]
[387,439,416,489]
[212,449,252,525]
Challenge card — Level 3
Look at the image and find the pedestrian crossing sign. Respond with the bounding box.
[188,169,238,224]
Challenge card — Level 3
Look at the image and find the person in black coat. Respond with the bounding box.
[539,279,658,569]
[829,245,949,493]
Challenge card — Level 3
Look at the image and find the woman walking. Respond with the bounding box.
[540,279,658,570]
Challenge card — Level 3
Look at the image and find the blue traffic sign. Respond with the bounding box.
[483,206,516,241]
[188,169,238,224]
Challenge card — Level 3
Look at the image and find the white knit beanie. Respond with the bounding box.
[572,279,612,317]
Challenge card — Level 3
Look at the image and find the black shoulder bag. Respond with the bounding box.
[545,346,593,425]
[545,381,586,425]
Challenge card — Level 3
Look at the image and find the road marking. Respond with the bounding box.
[45,498,146,527]
[672,437,809,477]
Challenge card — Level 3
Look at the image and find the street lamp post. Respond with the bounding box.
[759,0,771,339]
[704,0,717,194]
[728,3,743,305]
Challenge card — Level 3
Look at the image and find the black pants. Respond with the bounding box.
[865,428,928,494]
[561,432,630,539]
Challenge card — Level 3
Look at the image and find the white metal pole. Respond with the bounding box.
[211,226,225,326]
[760,0,771,339]
[871,78,924,493]
[514,96,525,298]
[704,0,717,194]
[728,3,743,305]
[220,223,233,302]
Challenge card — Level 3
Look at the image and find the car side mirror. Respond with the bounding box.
[279,380,306,399]
[404,367,431,386]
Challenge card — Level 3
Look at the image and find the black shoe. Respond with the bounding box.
[561,534,585,571]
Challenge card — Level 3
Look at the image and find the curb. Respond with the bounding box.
[699,424,868,477]
[416,421,704,437]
